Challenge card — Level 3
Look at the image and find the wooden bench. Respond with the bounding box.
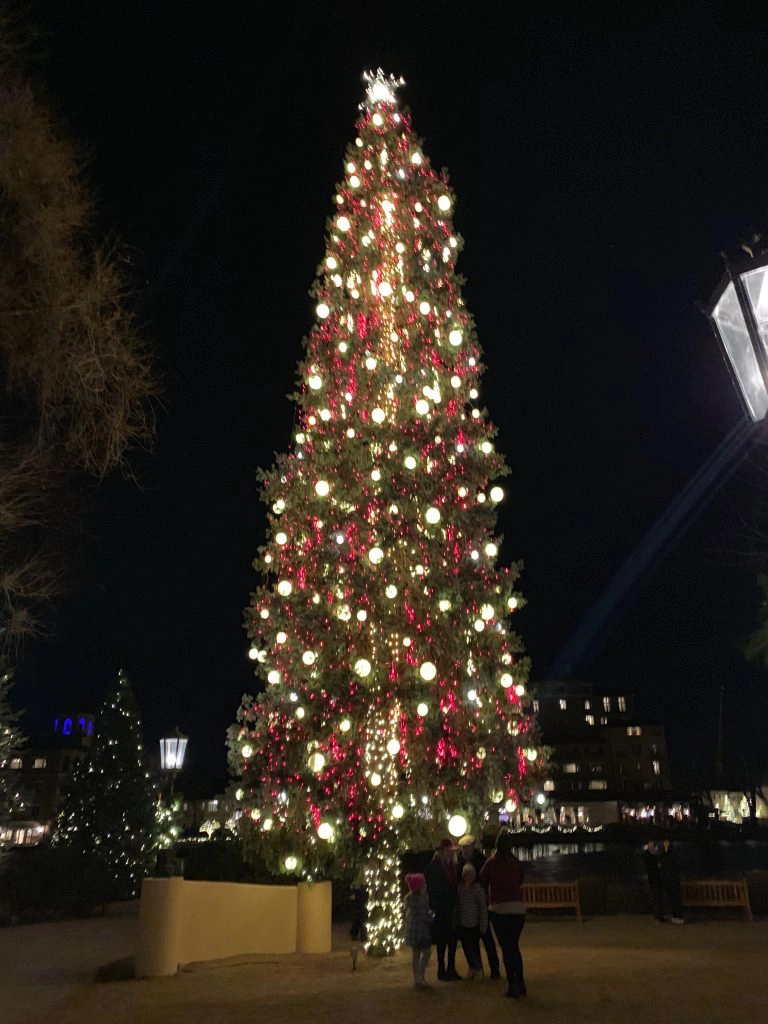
[680,879,753,921]
[522,881,582,922]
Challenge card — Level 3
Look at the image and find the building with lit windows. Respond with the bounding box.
[0,712,94,847]
[533,681,672,826]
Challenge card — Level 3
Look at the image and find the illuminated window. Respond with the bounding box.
[618,696,626,712]
[10,757,22,769]
[584,699,591,710]
[33,757,46,769]
[603,697,610,712]
[585,714,595,726]
[563,763,578,774]
[532,700,539,712]
[600,716,608,725]
[543,780,555,791]
[626,726,642,737]
[653,761,661,776]
[208,800,219,812]
[559,699,567,710]
[589,780,608,790]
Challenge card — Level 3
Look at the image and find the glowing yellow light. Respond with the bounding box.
[419,301,431,315]
[404,455,417,470]
[241,744,253,758]
[449,329,463,346]
[481,441,493,454]
[315,480,330,497]
[420,661,437,681]
[490,486,504,502]
[350,175,360,188]
[248,648,258,661]
[392,803,404,819]
[526,748,538,762]
[370,772,382,786]
[415,399,430,415]
[275,532,288,546]
[481,604,495,621]
[365,356,377,370]
[308,752,326,773]
[385,584,398,598]
[337,216,351,231]
[340,718,351,732]
[451,375,461,388]
[474,619,484,632]
[302,651,316,666]
[267,670,280,685]
[316,304,330,320]
[378,281,393,297]
[371,407,386,424]
[356,609,367,622]
[355,658,372,678]
[369,547,384,565]
[425,506,441,524]
[295,706,305,719]
[386,739,401,756]
[285,855,298,870]
[277,580,292,597]
[477,747,487,760]
[263,817,273,831]
[326,256,338,270]
[317,821,334,841]
[438,599,451,612]
[448,813,467,837]
[514,683,526,697]
[485,542,498,557]
[500,673,513,688]
[508,596,519,611]
[371,469,381,481]
[437,195,452,212]
[276,631,287,644]
[416,702,429,716]
[505,799,517,813]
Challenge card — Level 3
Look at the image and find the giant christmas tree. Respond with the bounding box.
[230,71,539,955]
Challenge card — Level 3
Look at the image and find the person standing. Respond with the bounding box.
[457,834,501,978]
[404,873,434,989]
[660,838,684,924]
[642,840,663,921]
[424,837,460,980]
[454,863,488,979]
[479,830,527,998]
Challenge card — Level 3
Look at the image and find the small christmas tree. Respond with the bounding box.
[230,71,540,955]
[55,669,155,899]
[0,668,24,816]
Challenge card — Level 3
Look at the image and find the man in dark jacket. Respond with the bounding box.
[642,840,663,921]
[458,834,500,978]
[424,838,460,980]
[660,838,684,923]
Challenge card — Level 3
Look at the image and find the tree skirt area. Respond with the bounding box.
[4,913,765,1024]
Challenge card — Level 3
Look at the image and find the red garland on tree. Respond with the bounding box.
[229,70,541,955]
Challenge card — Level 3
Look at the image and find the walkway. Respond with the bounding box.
[2,905,764,1024]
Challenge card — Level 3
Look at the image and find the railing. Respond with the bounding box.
[521,881,582,922]
[680,879,752,921]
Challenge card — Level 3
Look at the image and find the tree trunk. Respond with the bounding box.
[363,835,403,957]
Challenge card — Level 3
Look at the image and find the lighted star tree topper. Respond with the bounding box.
[229,70,540,956]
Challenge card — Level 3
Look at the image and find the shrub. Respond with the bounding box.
[0,846,112,923]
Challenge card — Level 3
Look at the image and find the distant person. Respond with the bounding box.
[349,866,367,943]
[424,838,460,980]
[404,873,433,989]
[660,838,684,924]
[454,862,488,979]
[458,834,500,978]
[479,830,527,998]
[642,840,663,921]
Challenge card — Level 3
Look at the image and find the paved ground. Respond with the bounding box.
[2,905,765,1024]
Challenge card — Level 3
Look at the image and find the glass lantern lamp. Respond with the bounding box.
[708,255,768,422]
[159,727,188,797]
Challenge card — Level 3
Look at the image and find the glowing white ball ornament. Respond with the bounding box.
[514,684,526,697]
[370,772,382,786]
[437,195,452,212]
[315,480,330,497]
[416,702,429,717]
[277,580,292,597]
[368,547,384,565]
[371,407,386,424]
[315,304,330,320]
[385,584,398,598]
[392,803,405,819]
[302,650,317,666]
[481,604,495,621]
[415,399,430,416]
[404,455,417,470]
[339,717,351,732]
[449,329,463,346]
[485,542,498,557]
[526,748,539,762]
[447,813,468,838]
[317,821,335,841]
[500,673,513,689]
[438,599,451,612]
[267,670,280,685]
[419,301,431,315]
[337,216,351,232]
[420,661,437,681]
[425,507,441,525]
[307,752,326,773]
[241,744,253,758]
[386,738,401,756]
[284,855,298,871]
[490,486,504,503]
[248,648,258,661]
[354,658,372,678]
[508,597,519,611]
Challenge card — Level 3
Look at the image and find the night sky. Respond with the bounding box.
[14,3,768,792]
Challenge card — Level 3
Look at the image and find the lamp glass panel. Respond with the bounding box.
[712,281,768,421]
[741,265,768,341]
[160,735,187,770]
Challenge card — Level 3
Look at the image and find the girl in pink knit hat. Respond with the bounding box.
[404,873,434,988]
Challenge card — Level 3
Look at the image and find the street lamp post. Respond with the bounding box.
[708,254,768,422]
[159,727,188,799]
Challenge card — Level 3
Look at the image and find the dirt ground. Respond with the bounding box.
[2,904,765,1024]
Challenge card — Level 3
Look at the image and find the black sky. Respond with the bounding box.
[14,2,768,791]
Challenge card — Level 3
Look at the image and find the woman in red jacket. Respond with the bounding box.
[479,829,526,998]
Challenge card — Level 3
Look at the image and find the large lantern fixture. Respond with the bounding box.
[708,254,768,421]
[159,727,188,797]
